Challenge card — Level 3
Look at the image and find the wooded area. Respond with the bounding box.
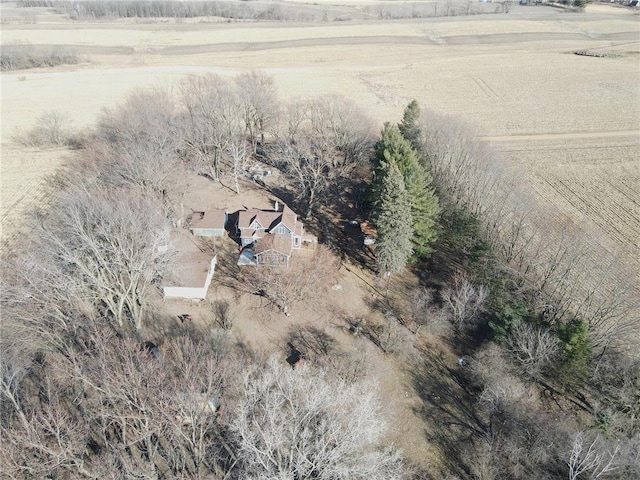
[1,73,638,478]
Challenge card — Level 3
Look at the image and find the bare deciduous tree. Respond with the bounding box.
[442,273,488,331]
[305,94,375,170]
[272,95,374,217]
[95,87,188,217]
[565,431,619,480]
[179,74,242,181]
[30,186,171,330]
[235,70,279,150]
[210,299,233,330]
[230,358,408,479]
[271,136,330,219]
[472,344,530,416]
[507,323,560,379]
[227,137,250,194]
[0,372,94,478]
[98,87,179,152]
[411,287,453,336]
[14,109,76,147]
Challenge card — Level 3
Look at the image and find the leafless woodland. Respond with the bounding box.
[1,69,639,478]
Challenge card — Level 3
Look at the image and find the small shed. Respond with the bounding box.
[161,253,217,300]
[190,209,227,237]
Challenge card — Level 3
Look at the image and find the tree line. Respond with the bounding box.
[401,101,639,477]
[17,0,510,22]
[1,43,80,71]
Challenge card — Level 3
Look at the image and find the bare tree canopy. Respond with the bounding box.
[178,73,242,181]
[273,94,375,218]
[235,70,279,150]
[95,87,188,215]
[230,358,408,480]
[28,185,171,330]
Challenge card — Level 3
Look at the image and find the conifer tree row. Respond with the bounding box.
[372,161,414,277]
[371,110,440,262]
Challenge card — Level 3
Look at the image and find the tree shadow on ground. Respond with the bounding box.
[143,311,207,346]
[286,324,336,358]
[265,180,377,271]
[408,347,488,478]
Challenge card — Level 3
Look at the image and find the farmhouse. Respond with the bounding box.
[189,209,228,237]
[161,252,217,300]
[237,202,303,248]
[236,202,316,267]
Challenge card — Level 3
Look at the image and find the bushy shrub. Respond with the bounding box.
[1,44,80,71]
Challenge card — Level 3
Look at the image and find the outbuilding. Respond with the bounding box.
[161,253,217,300]
[189,209,228,237]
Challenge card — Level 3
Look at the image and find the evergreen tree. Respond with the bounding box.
[558,318,592,388]
[373,161,414,277]
[372,123,440,259]
[398,99,421,151]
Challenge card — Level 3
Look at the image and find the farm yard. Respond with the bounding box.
[1,0,639,476]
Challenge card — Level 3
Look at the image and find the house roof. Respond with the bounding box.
[254,233,292,256]
[161,252,216,288]
[238,205,297,233]
[191,209,227,230]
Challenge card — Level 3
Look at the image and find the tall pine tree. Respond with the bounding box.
[398,99,421,151]
[373,161,414,277]
[372,123,440,259]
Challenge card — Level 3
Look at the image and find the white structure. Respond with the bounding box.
[161,253,217,300]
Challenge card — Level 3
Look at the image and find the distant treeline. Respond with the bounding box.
[16,0,505,21]
[0,44,79,71]
[18,1,283,20]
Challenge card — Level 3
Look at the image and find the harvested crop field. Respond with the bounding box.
[1,2,639,266]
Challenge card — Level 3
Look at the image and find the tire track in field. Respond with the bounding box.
[483,130,640,143]
[466,74,499,99]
